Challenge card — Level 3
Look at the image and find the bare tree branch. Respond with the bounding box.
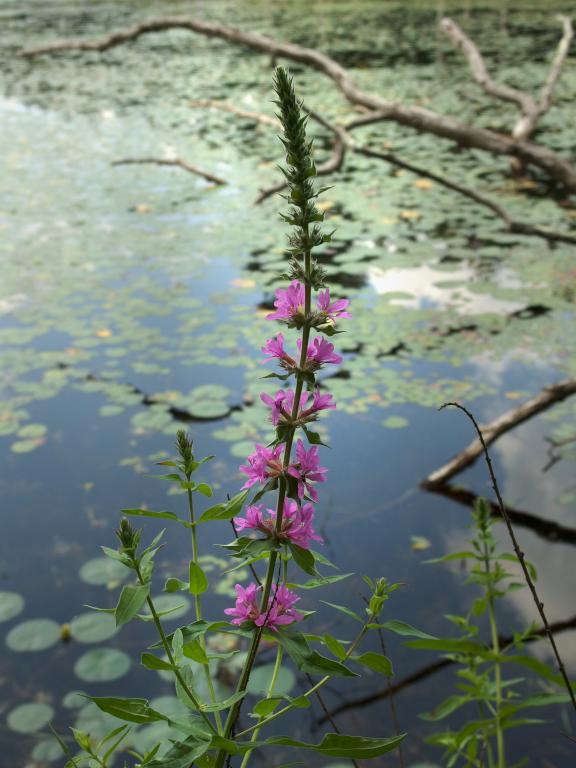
[189,99,279,127]
[422,378,576,488]
[111,157,226,185]
[17,15,576,191]
[440,17,535,113]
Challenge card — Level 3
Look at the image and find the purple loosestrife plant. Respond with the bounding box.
[65,69,407,768]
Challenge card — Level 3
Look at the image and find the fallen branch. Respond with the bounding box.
[319,613,576,721]
[427,483,576,546]
[422,378,576,488]
[111,157,227,185]
[189,99,279,127]
[543,434,576,473]
[17,15,576,191]
[441,15,573,174]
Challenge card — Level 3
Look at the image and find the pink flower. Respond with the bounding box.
[261,388,335,426]
[233,498,322,549]
[267,281,305,322]
[224,582,303,631]
[286,439,327,502]
[301,336,342,368]
[239,444,284,489]
[317,288,351,321]
[261,333,297,366]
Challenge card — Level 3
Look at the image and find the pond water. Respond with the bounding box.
[1,0,576,765]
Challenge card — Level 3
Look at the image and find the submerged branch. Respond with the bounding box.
[17,15,576,190]
[112,157,227,185]
[422,378,576,488]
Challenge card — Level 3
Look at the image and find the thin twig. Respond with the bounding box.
[376,627,405,768]
[189,98,279,127]
[112,157,227,185]
[231,520,262,586]
[439,401,576,715]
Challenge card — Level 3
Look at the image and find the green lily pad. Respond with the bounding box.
[246,663,296,696]
[31,738,63,762]
[16,423,47,438]
[62,691,87,709]
[381,416,409,429]
[7,702,54,733]
[74,648,131,682]
[10,438,44,453]
[79,557,128,587]
[5,619,61,652]
[69,612,118,643]
[0,591,24,623]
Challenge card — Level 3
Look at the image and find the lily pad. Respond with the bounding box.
[16,423,47,438]
[7,702,54,733]
[0,591,24,623]
[69,612,118,643]
[246,662,296,696]
[79,557,128,587]
[62,691,87,709]
[31,738,63,762]
[5,618,61,651]
[74,648,131,682]
[381,416,409,429]
[10,437,44,453]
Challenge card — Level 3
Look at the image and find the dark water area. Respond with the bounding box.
[1,0,576,766]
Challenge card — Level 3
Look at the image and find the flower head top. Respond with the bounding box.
[224,582,302,631]
[234,498,322,549]
[239,443,284,490]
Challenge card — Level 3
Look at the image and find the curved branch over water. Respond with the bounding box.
[111,157,227,185]
[17,15,576,191]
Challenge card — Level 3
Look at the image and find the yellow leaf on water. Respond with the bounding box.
[414,178,434,190]
[411,536,431,551]
[134,203,152,214]
[317,200,334,212]
[400,210,420,220]
[96,329,112,338]
[230,278,256,289]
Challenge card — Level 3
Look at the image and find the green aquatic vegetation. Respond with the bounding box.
[418,499,573,767]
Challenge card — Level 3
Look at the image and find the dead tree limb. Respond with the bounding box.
[189,99,279,127]
[422,378,576,488]
[441,15,573,174]
[16,15,576,191]
[111,157,227,185]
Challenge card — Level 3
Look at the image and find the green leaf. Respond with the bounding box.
[290,573,353,590]
[424,551,478,564]
[195,483,213,498]
[189,561,208,595]
[201,691,246,712]
[145,732,212,767]
[355,651,393,676]
[115,583,150,628]
[421,695,469,721]
[321,601,363,623]
[122,508,190,527]
[278,632,357,678]
[379,619,436,639]
[141,653,175,671]
[223,732,406,758]
[323,634,347,660]
[198,489,249,523]
[289,543,318,576]
[89,696,169,724]
[183,638,208,665]
[164,577,188,593]
[252,697,283,717]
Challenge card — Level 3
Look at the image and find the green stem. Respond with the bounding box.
[212,244,313,768]
[482,541,504,768]
[239,645,284,768]
[186,486,223,732]
[237,618,371,739]
[133,562,217,735]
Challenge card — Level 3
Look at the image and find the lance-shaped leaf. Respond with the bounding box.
[198,489,249,523]
[278,631,357,678]
[89,697,169,724]
[189,561,208,595]
[115,583,150,628]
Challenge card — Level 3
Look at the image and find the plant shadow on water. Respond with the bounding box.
[1,0,576,765]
